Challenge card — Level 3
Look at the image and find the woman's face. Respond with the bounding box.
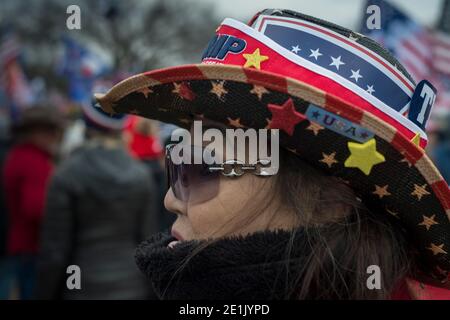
[164,123,297,242]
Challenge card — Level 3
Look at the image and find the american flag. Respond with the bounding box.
[0,31,34,117]
[360,0,450,118]
[57,37,111,105]
[0,32,20,67]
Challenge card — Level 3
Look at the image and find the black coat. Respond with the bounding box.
[36,143,159,299]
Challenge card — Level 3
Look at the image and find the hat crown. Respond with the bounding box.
[250,8,415,84]
[201,9,437,147]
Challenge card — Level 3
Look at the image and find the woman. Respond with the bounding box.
[96,9,450,299]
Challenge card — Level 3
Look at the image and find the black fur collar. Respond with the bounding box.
[135,229,313,300]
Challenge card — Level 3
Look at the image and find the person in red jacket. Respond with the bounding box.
[2,106,64,299]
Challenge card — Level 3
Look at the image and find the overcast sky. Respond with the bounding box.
[195,0,444,29]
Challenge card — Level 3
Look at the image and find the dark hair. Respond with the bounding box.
[272,148,414,299]
[172,148,414,299]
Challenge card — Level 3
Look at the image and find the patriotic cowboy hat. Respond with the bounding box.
[95,9,450,287]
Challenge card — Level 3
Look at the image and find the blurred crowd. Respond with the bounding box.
[0,0,217,300]
[0,102,176,299]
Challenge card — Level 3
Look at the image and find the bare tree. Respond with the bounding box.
[0,0,220,82]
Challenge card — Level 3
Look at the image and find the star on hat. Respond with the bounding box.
[418,215,439,231]
[137,87,153,98]
[243,48,269,70]
[172,82,195,101]
[227,117,245,128]
[411,133,424,150]
[373,185,391,199]
[250,85,269,100]
[399,157,412,168]
[210,81,228,100]
[411,184,430,201]
[320,152,338,168]
[267,98,306,135]
[344,138,385,175]
[306,122,324,136]
[386,208,400,219]
[427,243,447,256]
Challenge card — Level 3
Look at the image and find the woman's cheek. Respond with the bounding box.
[187,200,230,238]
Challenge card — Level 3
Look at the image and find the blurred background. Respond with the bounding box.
[0,0,449,300]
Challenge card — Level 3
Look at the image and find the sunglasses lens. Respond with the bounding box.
[166,145,220,204]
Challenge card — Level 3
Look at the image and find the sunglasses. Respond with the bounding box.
[165,144,276,204]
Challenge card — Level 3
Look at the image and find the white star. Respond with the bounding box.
[291,45,301,54]
[309,48,322,60]
[329,55,345,70]
[366,85,375,94]
[350,69,363,82]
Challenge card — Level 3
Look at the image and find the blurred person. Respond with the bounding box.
[2,106,64,299]
[36,102,158,299]
[0,111,13,299]
[429,113,450,184]
[124,117,175,231]
[97,9,450,299]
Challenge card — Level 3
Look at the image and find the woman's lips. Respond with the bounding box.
[171,229,184,241]
[168,240,180,249]
[168,229,184,248]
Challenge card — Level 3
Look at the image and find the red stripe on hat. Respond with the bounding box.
[209,24,420,146]
[244,68,288,92]
[145,65,205,83]
[431,180,450,211]
[325,94,364,123]
[391,132,424,165]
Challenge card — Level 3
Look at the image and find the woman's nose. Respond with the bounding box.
[164,188,187,216]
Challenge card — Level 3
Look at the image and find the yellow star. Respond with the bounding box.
[250,85,269,100]
[373,185,391,199]
[320,152,338,168]
[411,133,421,147]
[306,122,324,136]
[227,117,245,128]
[137,87,153,98]
[344,138,385,175]
[427,243,447,256]
[411,183,430,200]
[210,81,228,100]
[243,48,269,70]
[418,215,439,231]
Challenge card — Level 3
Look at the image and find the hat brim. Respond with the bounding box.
[96,63,450,286]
